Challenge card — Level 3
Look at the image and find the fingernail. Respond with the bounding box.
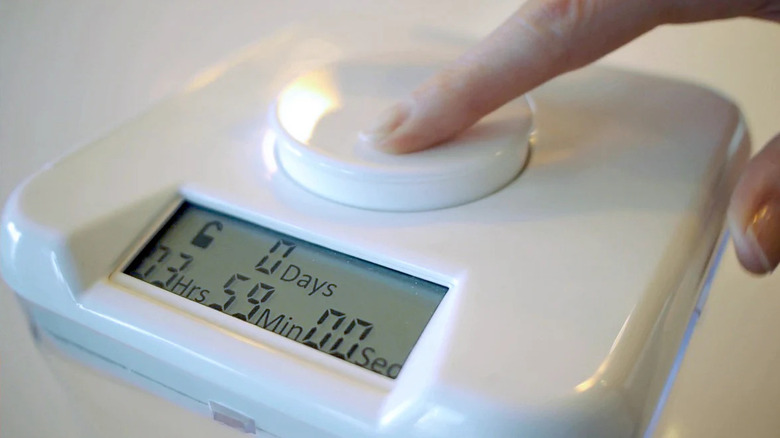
[746,199,780,272]
[359,102,410,145]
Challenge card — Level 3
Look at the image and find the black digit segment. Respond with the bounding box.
[328,317,373,360]
[231,281,275,321]
[127,244,170,286]
[211,273,248,312]
[163,252,193,287]
[301,308,347,349]
[255,240,296,275]
[124,202,447,379]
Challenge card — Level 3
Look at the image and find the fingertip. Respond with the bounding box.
[374,129,442,155]
[364,95,473,155]
[729,133,780,275]
[729,212,777,275]
[359,102,410,146]
[361,101,450,155]
[371,137,407,155]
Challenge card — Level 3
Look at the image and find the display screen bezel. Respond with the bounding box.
[111,198,450,383]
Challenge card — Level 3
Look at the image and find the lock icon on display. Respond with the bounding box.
[191,221,223,249]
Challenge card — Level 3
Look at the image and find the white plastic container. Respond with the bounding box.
[0,20,748,438]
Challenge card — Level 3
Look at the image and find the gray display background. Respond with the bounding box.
[125,202,447,378]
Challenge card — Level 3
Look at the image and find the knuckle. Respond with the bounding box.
[522,0,597,67]
[527,0,591,35]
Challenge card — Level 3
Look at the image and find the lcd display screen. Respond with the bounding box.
[124,202,447,379]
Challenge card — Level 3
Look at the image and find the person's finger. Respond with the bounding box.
[364,0,775,154]
[729,133,780,274]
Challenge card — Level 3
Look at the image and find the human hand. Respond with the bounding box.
[363,0,780,274]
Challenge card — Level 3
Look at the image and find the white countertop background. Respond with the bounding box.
[1,2,778,437]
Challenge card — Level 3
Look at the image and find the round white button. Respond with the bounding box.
[271,56,532,211]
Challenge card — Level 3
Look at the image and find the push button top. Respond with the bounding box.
[270,55,533,211]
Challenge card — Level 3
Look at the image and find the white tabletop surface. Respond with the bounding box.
[1,2,778,437]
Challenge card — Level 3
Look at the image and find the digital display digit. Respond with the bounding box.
[124,202,447,379]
